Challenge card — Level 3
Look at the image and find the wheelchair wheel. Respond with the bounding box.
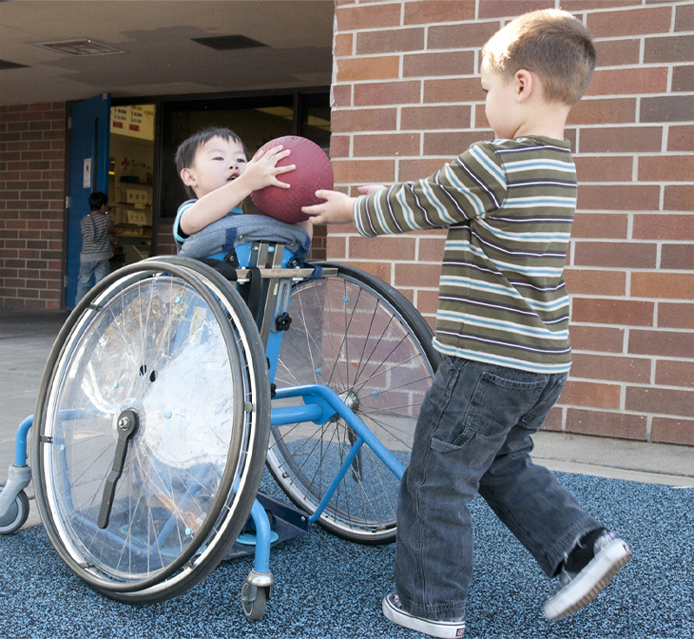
[267,263,441,544]
[32,257,271,603]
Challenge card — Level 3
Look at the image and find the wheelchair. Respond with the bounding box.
[0,240,441,620]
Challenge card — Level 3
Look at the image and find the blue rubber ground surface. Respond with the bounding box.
[1,471,692,639]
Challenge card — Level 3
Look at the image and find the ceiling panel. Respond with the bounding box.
[0,0,335,106]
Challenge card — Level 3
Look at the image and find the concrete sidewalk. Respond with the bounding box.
[2,306,692,530]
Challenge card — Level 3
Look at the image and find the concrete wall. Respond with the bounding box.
[329,0,694,446]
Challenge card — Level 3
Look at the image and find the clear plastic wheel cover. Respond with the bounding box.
[41,275,240,582]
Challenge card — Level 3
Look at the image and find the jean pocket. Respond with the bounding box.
[465,371,547,437]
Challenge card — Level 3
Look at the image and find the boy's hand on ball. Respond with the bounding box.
[246,145,295,191]
[302,190,355,225]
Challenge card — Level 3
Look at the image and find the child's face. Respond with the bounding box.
[480,57,522,140]
[185,136,248,198]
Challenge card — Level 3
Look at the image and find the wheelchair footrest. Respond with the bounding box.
[223,491,309,560]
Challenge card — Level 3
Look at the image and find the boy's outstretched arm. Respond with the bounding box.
[303,185,385,225]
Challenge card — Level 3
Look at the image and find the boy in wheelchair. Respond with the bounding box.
[173,127,312,264]
[141,128,314,539]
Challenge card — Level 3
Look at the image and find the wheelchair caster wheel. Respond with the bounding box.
[241,581,270,620]
[0,483,30,535]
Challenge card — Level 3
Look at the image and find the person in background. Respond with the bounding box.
[75,191,114,305]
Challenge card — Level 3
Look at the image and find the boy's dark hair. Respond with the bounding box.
[88,191,109,212]
[482,9,597,106]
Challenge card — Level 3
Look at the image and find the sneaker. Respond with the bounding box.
[544,529,632,620]
[382,593,465,638]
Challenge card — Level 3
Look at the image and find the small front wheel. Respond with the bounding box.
[0,483,30,534]
[241,582,269,620]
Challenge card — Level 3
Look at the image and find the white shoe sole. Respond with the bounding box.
[544,537,632,620]
[382,595,465,638]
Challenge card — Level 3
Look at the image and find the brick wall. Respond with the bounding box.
[330,0,694,446]
[0,103,66,310]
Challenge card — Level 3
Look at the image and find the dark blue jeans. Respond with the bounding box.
[394,356,600,621]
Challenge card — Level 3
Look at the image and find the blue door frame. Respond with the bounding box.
[66,93,111,308]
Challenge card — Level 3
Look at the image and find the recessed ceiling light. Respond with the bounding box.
[192,35,267,51]
[35,39,125,56]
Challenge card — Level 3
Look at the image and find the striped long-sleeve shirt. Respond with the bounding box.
[353,136,576,374]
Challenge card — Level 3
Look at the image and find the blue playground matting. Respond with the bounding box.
[1,471,692,639]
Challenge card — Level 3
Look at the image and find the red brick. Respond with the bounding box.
[418,237,446,262]
[632,214,694,241]
[629,330,694,358]
[330,135,350,159]
[587,67,668,96]
[651,417,694,446]
[564,408,647,441]
[559,380,621,409]
[673,65,694,92]
[587,6,672,37]
[357,28,424,55]
[401,105,471,130]
[427,22,500,50]
[398,158,449,181]
[644,34,694,64]
[664,186,694,212]
[478,0,549,19]
[563,0,642,10]
[332,84,351,110]
[354,81,421,106]
[656,360,694,389]
[404,0,475,24]
[661,245,694,271]
[326,235,347,260]
[675,2,694,31]
[353,133,420,157]
[344,259,393,286]
[423,131,487,157]
[577,185,660,211]
[349,235,416,261]
[567,98,636,125]
[579,126,662,153]
[631,273,694,301]
[403,51,475,78]
[331,108,397,133]
[571,213,628,238]
[571,298,654,326]
[336,56,400,82]
[334,33,353,57]
[423,78,482,103]
[394,262,441,289]
[336,4,402,31]
[573,242,657,269]
[638,155,694,182]
[641,95,694,123]
[574,156,633,182]
[571,353,651,383]
[592,38,641,67]
[564,268,626,296]
[416,288,441,317]
[658,302,694,330]
[626,386,694,418]
[332,158,395,184]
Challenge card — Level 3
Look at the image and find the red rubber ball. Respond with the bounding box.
[250,136,333,224]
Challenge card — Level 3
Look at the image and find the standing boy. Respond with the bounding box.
[303,10,631,639]
[75,191,114,304]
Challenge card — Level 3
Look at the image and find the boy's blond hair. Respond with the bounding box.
[482,9,596,106]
